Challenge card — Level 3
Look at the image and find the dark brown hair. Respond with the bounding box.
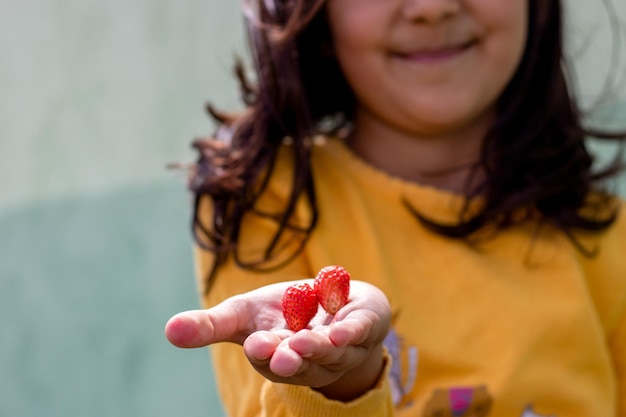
[188,0,626,291]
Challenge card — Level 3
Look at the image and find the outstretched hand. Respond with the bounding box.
[165,280,391,401]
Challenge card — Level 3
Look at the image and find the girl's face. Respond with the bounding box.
[326,0,528,138]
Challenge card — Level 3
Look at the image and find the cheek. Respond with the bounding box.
[484,2,528,85]
[493,0,528,62]
[508,2,528,53]
[327,18,383,91]
[326,0,389,53]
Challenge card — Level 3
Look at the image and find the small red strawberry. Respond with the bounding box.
[314,265,350,314]
[281,283,319,331]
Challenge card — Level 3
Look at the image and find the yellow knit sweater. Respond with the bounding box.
[195,136,626,417]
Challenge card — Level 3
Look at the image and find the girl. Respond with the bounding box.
[166,0,626,416]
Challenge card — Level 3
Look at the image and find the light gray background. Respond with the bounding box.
[1,1,625,417]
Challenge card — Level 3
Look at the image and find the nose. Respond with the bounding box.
[401,0,461,23]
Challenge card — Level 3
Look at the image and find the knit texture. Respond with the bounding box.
[197,136,626,417]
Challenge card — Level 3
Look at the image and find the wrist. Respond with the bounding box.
[314,343,385,402]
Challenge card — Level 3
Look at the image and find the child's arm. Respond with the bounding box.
[165,280,392,407]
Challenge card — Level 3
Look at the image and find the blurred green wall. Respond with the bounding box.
[1,1,247,416]
[1,1,625,417]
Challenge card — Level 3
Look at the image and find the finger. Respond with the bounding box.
[329,312,377,347]
[289,329,336,359]
[244,330,287,362]
[165,297,248,348]
[269,337,305,377]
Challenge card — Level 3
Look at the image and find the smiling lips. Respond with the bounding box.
[393,40,476,62]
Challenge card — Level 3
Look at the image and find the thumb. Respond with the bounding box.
[165,297,249,348]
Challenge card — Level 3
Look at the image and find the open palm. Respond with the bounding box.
[165,279,391,400]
